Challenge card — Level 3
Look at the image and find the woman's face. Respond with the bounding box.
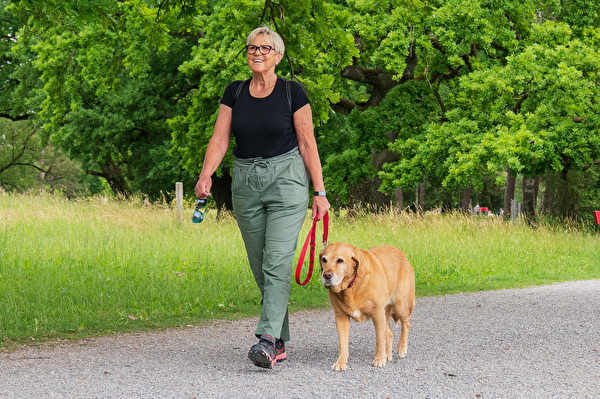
[247,34,283,74]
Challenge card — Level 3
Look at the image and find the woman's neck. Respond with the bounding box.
[249,73,278,98]
[252,72,278,87]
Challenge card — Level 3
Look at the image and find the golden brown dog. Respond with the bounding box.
[319,242,415,371]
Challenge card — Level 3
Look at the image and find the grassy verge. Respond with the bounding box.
[1,192,599,349]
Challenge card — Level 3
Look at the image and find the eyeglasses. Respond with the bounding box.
[245,45,274,55]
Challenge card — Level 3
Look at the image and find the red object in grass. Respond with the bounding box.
[594,211,600,225]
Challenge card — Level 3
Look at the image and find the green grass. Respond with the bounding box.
[1,192,599,349]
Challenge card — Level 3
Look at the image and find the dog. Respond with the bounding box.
[319,242,415,371]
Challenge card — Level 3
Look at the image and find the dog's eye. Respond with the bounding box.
[336,258,344,264]
[320,256,327,264]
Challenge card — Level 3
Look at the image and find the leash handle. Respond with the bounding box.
[295,212,329,286]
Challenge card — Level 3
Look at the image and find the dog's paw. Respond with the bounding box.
[332,360,347,371]
[397,346,408,358]
[372,357,387,367]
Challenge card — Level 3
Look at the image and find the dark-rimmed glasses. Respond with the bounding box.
[245,45,274,55]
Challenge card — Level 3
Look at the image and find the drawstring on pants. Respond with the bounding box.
[246,159,270,185]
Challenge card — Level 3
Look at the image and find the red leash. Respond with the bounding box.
[295,212,329,286]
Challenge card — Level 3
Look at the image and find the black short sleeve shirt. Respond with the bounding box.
[220,76,310,159]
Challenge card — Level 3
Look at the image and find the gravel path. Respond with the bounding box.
[1,280,599,398]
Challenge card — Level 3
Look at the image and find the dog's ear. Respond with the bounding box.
[351,250,365,278]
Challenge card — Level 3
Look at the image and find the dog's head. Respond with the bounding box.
[319,242,364,293]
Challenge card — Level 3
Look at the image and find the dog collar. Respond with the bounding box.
[347,274,357,289]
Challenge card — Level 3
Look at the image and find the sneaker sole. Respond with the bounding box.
[248,348,276,369]
[275,352,286,363]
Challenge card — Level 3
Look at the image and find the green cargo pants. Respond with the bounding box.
[231,148,309,342]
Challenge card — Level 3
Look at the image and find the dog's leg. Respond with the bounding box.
[333,313,351,371]
[397,314,410,358]
[371,311,388,367]
[385,308,394,361]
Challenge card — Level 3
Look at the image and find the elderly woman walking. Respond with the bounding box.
[195,26,330,369]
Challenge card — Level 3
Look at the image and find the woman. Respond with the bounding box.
[195,26,330,369]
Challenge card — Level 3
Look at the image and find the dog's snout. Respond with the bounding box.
[322,271,333,280]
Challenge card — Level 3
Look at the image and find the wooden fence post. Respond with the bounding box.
[176,182,183,221]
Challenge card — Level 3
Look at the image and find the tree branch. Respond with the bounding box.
[330,97,365,114]
[0,113,31,121]
[86,170,106,178]
[0,161,40,174]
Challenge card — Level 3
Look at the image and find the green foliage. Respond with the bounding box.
[381,18,600,213]
[376,1,536,192]
[538,0,600,35]
[0,119,41,189]
[485,23,598,177]
[0,1,40,120]
[0,119,101,195]
[2,0,600,218]
[8,1,200,197]
[541,166,600,220]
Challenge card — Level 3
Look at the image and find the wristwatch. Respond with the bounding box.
[314,191,327,197]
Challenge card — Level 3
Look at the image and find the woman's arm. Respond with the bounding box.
[294,103,331,220]
[195,104,233,198]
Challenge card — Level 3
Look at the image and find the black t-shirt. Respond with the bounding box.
[220,76,310,158]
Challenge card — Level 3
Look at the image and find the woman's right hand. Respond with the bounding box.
[195,174,212,199]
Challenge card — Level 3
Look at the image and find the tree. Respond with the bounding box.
[0,118,84,193]
[325,0,538,207]
[0,0,39,122]
[447,22,599,219]
[380,9,600,217]
[7,0,201,198]
[5,0,600,218]
[344,1,600,217]
[0,119,43,189]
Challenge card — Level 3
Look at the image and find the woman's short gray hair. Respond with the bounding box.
[247,26,285,55]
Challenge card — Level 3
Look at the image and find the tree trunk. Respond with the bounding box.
[104,175,129,195]
[503,169,516,220]
[555,166,578,218]
[348,177,391,210]
[461,186,472,213]
[394,187,404,211]
[48,165,55,195]
[540,174,554,215]
[522,175,538,222]
[40,148,46,190]
[414,181,425,215]
[86,158,129,195]
[419,181,425,214]
[346,148,399,210]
